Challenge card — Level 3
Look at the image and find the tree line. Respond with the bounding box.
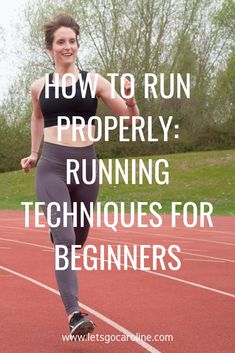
[0,0,234,172]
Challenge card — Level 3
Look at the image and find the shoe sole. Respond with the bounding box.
[70,318,95,340]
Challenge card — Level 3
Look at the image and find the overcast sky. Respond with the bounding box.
[0,0,29,101]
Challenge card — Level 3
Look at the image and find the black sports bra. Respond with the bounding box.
[39,70,98,128]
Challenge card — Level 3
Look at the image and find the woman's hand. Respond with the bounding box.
[124,78,132,97]
[124,78,136,106]
[20,152,38,174]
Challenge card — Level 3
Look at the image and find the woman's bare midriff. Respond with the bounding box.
[44,124,96,147]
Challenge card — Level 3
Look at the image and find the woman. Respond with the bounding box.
[20,13,139,338]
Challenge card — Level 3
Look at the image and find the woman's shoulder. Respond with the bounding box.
[30,76,46,100]
[31,76,45,92]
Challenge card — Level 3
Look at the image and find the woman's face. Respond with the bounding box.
[50,26,78,66]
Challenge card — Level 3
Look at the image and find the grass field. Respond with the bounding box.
[0,149,234,215]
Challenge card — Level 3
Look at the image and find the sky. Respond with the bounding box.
[0,0,29,101]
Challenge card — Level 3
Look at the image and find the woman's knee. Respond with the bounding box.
[51,227,76,247]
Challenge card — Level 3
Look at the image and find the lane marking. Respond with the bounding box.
[0,247,11,249]
[181,249,208,252]
[184,259,225,263]
[153,240,193,243]
[1,234,232,262]
[0,238,50,249]
[88,237,235,263]
[150,225,235,236]
[0,237,235,299]
[0,228,235,263]
[1,225,234,246]
[94,228,235,246]
[104,229,235,246]
[97,225,235,239]
[0,265,161,353]
[0,218,24,221]
[1,217,234,235]
[0,226,48,234]
[0,232,26,236]
[114,225,235,236]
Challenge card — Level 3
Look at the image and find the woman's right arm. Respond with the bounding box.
[21,80,44,173]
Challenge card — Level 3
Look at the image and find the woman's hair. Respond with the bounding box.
[42,13,80,50]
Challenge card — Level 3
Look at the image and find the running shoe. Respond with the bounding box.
[69,312,95,340]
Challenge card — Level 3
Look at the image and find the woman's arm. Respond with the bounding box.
[30,80,44,155]
[21,80,44,173]
[95,74,140,125]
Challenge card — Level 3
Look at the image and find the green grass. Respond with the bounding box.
[0,149,234,215]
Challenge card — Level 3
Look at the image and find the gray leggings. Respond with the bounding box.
[35,142,99,315]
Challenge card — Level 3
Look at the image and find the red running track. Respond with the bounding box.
[0,211,235,353]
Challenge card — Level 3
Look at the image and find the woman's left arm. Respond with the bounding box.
[95,73,140,125]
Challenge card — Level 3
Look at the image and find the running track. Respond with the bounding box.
[0,211,235,353]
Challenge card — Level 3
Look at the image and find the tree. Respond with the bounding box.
[0,0,235,171]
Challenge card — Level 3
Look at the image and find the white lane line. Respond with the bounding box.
[0,226,47,233]
[0,218,24,221]
[150,225,235,236]
[184,259,225,263]
[181,249,208,252]
[89,237,235,263]
[132,224,235,236]
[156,236,235,247]
[99,228,235,246]
[0,237,235,299]
[0,247,11,249]
[0,229,25,235]
[1,225,235,246]
[153,240,193,243]
[0,238,51,249]
[1,218,234,235]
[1,217,29,221]
[99,225,235,239]
[0,265,161,353]
[2,227,233,261]
[1,234,234,263]
[136,233,235,246]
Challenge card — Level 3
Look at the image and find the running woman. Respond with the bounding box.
[20,13,139,338]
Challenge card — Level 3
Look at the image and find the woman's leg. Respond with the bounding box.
[71,151,99,247]
[71,175,99,248]
[35,156,79,315]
